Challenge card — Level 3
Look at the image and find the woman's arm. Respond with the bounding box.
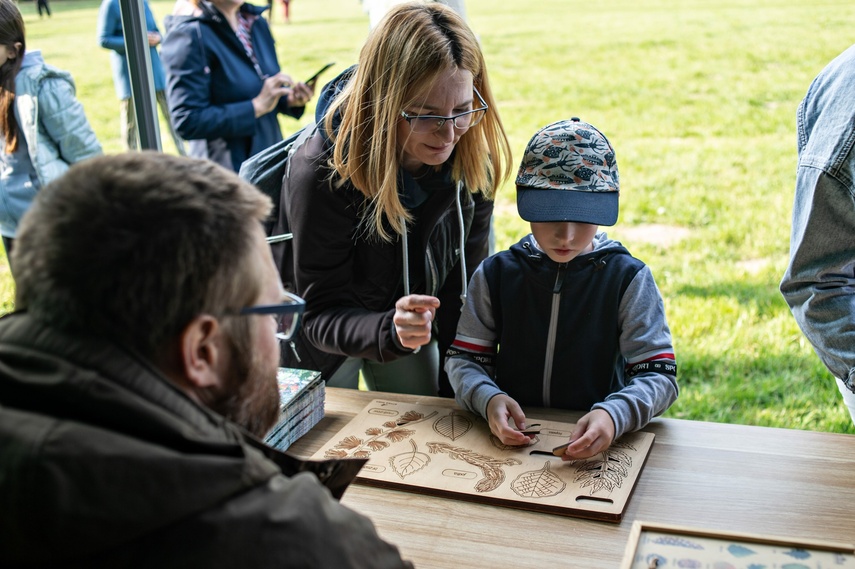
[96,0,126,54]
[781,167,855,385]
[161,22,258,140]
[251,16,305,121]
[39,77,103,164]
[284,137,410,362]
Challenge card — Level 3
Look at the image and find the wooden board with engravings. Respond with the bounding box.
[312,399,655,522]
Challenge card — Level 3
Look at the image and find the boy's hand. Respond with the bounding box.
[394,294,439,349]
[558,409,615,461]
[486,394,531,446]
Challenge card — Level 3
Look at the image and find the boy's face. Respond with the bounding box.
[530,221,598,263]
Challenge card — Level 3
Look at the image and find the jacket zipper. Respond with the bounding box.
[542,264,567,406]
[403,180,466,299]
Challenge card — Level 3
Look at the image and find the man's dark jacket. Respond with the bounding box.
[0,312,411,568]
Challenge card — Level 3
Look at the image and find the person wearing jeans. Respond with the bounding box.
[781,42,855,426]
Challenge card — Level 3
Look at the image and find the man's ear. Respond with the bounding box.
[179,314,226,390]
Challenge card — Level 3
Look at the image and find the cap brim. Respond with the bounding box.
[517,187,619,226]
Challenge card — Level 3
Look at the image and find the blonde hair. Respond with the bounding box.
[324,1,511,241]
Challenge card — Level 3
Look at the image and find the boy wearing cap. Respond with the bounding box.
[445,118,678,460]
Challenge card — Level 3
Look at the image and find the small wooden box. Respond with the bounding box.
[620,520,855,569]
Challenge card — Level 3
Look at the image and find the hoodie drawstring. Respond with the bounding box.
[454,180,468,309]
[400,217,419,354]
[401,217,411,296]
[400,179,468,301]
[398,180,469,353]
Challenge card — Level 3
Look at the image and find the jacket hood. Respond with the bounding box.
[163,12,195,33]
[513,231,630,271]
[20,49,44,69]
[202,0,268,19]
[315,64,356,142]
[0,312,280,563]
[164,1,267,32]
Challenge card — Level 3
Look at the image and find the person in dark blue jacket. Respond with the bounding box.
[161,0,313,172]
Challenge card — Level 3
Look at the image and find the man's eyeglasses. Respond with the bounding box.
[400,87,488,134]
[239,291,306,341]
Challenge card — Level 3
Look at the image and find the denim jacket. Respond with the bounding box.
[780,43,855,394]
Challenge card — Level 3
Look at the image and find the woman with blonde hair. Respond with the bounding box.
[277,1,512,396]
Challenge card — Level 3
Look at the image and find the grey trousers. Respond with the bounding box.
[120,91,186,155]
[326,339,440,396]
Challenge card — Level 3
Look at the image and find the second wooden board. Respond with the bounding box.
[312,399,655,522]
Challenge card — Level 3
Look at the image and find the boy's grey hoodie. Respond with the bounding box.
[445,232,678,439]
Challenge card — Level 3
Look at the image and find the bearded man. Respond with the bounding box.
[0,152,410,568]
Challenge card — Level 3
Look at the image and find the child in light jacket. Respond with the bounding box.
[0,0,102,273]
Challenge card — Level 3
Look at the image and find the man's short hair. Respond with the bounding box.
[12,152,273,359]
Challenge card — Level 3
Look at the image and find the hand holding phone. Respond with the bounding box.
[306,62,335,89]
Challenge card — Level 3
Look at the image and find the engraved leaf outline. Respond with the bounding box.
[433,411,473,441]
[389,440,431,479]
[573,447,633,494]
[335,435,362,450]
[511,461,566,499]
[385,428,415,443]
[398,410,428,424]
[324,409,437,459]
[367,440,390,451]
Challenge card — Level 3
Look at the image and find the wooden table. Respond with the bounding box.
[287,388,855,568]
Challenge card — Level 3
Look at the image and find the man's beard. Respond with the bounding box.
[209,321,281,438]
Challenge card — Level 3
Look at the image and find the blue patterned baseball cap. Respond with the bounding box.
[516,118,619,226]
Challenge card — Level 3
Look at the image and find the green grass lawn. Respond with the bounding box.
[4,0,855,433]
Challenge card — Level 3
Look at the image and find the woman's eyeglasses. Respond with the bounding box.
[400,87,488,134]
[239,291,306,341]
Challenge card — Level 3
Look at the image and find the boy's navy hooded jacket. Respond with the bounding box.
[161,1,304,171]
[446,233,678,439]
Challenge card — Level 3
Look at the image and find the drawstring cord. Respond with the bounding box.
[400,216,419,354]
[454,180,468,309]
[401,216,411,296]
[398,179,468,353]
